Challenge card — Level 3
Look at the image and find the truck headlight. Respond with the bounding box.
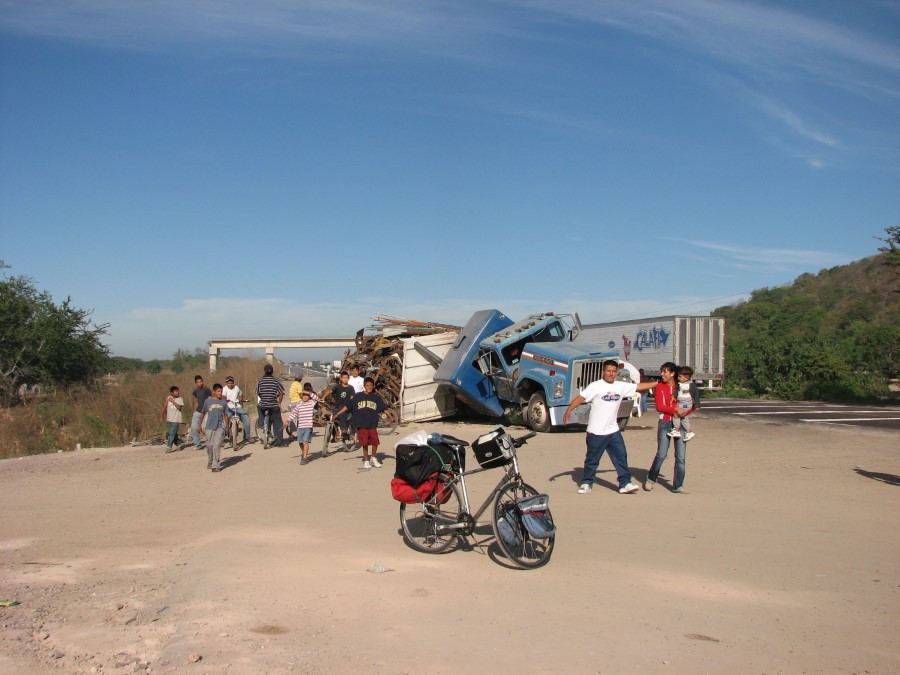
[553,381,564,399]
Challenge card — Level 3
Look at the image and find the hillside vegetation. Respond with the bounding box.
[714,250,899,401]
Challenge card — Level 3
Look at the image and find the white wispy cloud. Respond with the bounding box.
[102,293,705,359]
[684,241,849,268]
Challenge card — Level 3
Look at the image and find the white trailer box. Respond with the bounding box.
[399,331,459,422]
[575,316,725,382]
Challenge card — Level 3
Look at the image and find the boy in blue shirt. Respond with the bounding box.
[199,383,232,472]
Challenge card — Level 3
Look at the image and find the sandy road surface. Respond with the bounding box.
[0,414,898,673]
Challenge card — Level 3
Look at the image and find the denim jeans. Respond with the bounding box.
[648,420,686,489]
[191,411,203,448]
[581,431,632,489]
[165,422,181,449]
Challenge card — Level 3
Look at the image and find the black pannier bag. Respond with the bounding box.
[472,427,515,469]
[395,441,461,487]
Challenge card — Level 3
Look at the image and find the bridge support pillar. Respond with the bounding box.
[209,347,219,373]
[265,346,276,365]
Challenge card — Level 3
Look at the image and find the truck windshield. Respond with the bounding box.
[500,320,566,366]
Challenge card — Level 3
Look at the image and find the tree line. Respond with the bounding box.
[713,228,899,402]
[2,229,898,408]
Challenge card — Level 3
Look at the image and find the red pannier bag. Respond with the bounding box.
[391,474,447,504]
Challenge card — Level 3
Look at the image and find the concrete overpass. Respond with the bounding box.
[207,337,357,372]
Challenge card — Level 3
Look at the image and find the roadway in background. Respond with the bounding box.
[696,398,900,432]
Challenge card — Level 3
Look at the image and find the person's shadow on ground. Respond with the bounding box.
[854,468,900,486]
[547,466,658,491]
[220,453,252,470]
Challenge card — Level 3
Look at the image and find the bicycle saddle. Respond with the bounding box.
[434,434,469,447]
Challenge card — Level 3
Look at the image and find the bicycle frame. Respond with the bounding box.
[441,451,522,533]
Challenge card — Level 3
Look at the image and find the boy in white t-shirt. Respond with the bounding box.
[347,365,365,394]
[163,386,185,453]
[563,360,656,495]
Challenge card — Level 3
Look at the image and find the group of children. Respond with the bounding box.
[164,364,391,473]
[279,364,390,468]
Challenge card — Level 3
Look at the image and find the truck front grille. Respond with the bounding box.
[574,360,605,390]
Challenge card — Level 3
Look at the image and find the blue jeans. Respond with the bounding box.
[581,431,632,489]
[165,422,181,449]
[648,420,686,489]
[640,391,648,413]
[191,411,203,448]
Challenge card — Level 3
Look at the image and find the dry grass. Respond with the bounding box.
[0,358,273,459]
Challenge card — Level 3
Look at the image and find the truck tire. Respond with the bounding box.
[617,417,629,432]
[526,392,552,433]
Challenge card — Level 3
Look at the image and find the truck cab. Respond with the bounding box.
[434,310,635,432]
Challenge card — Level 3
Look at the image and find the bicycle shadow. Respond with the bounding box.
[395,526,518,568]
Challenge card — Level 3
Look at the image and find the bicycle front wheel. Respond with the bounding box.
[377,409,399,435]
[492,481,554,569]
[400,478,463,554]
[228,417,238,451]
[321,421,335,456]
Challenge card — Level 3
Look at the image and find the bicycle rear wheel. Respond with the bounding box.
[321,421,335,456]
[492,481,554,569]
[377,409,398,435]
[400,478,463,554]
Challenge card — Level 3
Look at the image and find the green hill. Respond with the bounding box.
[713,252,899,401]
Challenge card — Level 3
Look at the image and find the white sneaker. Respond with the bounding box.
[619,483,640,494]
[684,432,695,441]
[577,483,592,494]
[369,456,382,468]
[666,430,680,438]
[643,480,654,491]
[363,460,371,469]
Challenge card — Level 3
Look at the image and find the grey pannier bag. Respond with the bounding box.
[516,494,556,539]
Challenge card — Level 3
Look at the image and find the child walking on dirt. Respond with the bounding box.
[667,366,700,441]
[199,383,232,472]
[162,386,184,453]
[332,376,388,470]
[288,388,318,465]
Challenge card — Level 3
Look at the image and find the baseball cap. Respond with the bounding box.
[225,375,234,382]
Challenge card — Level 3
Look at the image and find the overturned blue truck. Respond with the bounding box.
[419,310,636,432]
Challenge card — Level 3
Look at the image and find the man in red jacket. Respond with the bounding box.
[644,362,688,493]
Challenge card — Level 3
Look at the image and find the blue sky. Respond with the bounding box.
[1,0,898,360]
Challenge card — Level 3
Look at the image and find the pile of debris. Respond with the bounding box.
[314,315,460,423]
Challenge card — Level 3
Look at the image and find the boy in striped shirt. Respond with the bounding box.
[289,389,318,465]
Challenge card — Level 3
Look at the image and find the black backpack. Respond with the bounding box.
[394,441,460,487]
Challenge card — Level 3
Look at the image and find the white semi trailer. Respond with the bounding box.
[574,315,725,386]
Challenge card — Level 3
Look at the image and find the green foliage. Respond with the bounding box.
[875,225,900,267]
[716,242,899,402]
[0,261,110,405]
[145,360,162,375]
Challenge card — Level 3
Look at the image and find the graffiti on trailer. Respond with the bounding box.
[634,325,670,353]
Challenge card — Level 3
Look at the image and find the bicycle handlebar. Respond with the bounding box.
[512,431,537,447]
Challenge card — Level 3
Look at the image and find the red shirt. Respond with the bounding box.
[654,382,678,422]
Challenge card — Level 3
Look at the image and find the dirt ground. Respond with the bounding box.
[0,413,897,674]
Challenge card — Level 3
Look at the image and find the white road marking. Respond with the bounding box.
[732,411,883,415]
[800,418,900,423]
